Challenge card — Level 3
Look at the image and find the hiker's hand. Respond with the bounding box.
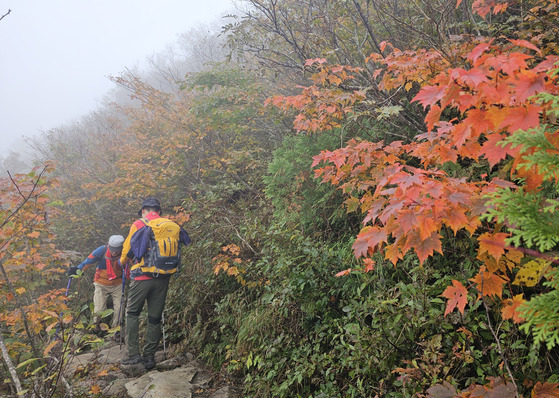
[68,265,79,276]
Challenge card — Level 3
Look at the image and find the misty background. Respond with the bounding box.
[0,0,237,174]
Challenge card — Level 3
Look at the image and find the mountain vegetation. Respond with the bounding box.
[1,0,559,396]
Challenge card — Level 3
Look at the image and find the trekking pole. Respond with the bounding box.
[161,309,166,357]
[118,263,128,349]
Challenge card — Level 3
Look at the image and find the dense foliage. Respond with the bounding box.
[2,0,559,397]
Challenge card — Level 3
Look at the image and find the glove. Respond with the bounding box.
[68,265,79,276]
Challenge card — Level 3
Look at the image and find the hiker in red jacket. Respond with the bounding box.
[68,235,125,336]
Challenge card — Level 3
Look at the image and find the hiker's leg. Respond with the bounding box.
[143,277,170,357]
[126,280,148,357]
[92,283,108,324]
[109,284,122,329]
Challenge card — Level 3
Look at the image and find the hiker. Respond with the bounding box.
[120,197,191,370]
[68,235,126,337]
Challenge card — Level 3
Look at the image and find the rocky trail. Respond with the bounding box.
[65,340,237,398]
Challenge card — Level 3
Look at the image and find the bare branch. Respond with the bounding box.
[0,9,11,22]
[0,331,24,396]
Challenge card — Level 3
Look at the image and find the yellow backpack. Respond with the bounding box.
[132,217,182,275]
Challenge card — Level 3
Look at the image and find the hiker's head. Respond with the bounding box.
[108,235,125,255]
[138,197,161,217]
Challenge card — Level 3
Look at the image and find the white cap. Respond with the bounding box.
[108,235,125,251]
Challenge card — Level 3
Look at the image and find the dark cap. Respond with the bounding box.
[138,197,161,216]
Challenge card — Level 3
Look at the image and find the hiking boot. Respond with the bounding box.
[143,354,155,370]
[121,354,142,366]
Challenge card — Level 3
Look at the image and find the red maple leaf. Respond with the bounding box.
[514,71,546,102]
[398,210,419,234]
[450,123,473,148]
[480,133,509,167]
[485,53,531,75]
[425,104,443,131]
[501,105,541,133]
[414,232,443,264]
[441,280,468,316]
[413,85,446,108]
[352,226,387,258]
[464,109,494,138]
[508,39,542,55]
[452,67,489,88]
[468,42,492,65]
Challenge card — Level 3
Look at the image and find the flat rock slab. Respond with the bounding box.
[65,344,127,377]
[210,386,237,398]
[125,367,199,398]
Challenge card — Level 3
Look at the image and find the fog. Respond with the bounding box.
[0,0,234,165]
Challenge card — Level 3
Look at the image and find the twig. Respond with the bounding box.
[0,9,11,22]
[223,216,257,254]
[479,269,519,396]
[0,166,48,230]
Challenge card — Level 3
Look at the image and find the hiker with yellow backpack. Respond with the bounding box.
[120,198,191,370]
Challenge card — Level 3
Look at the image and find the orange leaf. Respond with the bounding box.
[363,258,375,272]
[532,382,559,398]
[501,294,526,323]
[441,280,468,316]
[470,266,507,298]
[335,268,352,277]
[43,340,60,357]
[414,232,443,264]
[478,232,508,261]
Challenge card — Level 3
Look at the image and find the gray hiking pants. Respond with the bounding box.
[125,277,170,358]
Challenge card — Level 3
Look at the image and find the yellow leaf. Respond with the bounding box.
[90,385,101,394]
[16,287,26,294]
[513,259,550,287]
